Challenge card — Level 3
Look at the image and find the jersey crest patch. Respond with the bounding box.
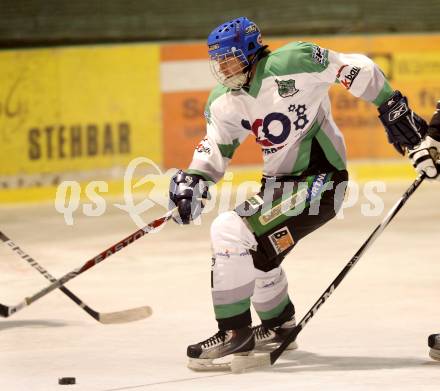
[275,79,299,98]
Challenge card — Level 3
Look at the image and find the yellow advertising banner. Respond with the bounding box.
[0,44,161,184]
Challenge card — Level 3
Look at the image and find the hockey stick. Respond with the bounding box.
[0,208,175,318]
[231,173,426,372]
[0,231,152,324]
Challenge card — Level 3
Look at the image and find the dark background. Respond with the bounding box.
[0,0,439,48]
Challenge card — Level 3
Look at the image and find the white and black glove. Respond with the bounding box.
[408,101,440,179]
[169,170,211,224]
[378,90,428,155]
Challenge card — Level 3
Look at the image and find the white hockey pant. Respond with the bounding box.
[210,211,293,330]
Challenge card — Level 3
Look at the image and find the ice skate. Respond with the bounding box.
[187,326,255,371]
[428,334,440,361]
[253,316,298,352]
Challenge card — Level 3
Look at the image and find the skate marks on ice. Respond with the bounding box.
[101,373,233,391]
[259,350,428,373]
[0,319,69,331]
[194,350,428,375]
[100,350,430,391]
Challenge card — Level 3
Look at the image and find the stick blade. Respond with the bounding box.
[98,305,152,324]
[230,353,271,373]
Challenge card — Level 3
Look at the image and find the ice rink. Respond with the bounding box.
[1,180,439,390]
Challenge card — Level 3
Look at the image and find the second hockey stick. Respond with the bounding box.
[231,173,426,372]
[0,208,175,318]
[0,231,152,324]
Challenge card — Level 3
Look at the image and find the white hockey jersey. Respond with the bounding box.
[188,41,393,182]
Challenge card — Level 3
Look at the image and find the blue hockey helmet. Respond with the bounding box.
[207,17,263,58]
[207,17,263,89]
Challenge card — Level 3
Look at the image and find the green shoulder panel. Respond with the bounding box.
[248,41,329,97]
[270,41,329,75]
[204,84,229,124]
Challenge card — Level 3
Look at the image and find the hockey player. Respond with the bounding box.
[429,105,440,363]
[414,103,440,363]
[169,17,440,370]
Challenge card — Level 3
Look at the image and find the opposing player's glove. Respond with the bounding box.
[408,101,440,180]
[378,90,428,154]
[169,170,210,224]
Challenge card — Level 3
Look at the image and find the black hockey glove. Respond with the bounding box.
[169,170,210,225]
[378,90,428,155]
[408,101,440,180]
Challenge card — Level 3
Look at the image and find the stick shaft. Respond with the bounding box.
[0,231,152,323]
[270,174,425,364]
[0,209,174,317]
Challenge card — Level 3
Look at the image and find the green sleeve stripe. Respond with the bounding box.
[214,298,251,319]
[185,169,215,183]
[217,138,240,159]
[372,81,394,106]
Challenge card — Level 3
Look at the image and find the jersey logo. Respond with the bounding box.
[312,45,329,67]
[337,64,361,90]
[275,79,299,98]
[388,102,409,122]
[245,24,259,34]
[241,106,310,149]
[195,137,212,155]
[268,226,295,254]
[241,112,290,147]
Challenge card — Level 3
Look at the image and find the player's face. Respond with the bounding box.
[217,55,246,78]
[209,50,249,89]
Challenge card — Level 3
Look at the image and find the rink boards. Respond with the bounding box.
[1,34,440,202]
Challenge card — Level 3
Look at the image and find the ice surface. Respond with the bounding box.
[0,182,439,390]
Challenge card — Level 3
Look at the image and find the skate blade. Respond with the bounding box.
[230,353,271,373]
[253,340,298,353]
[429,348,440,362]
[187,352,253,372]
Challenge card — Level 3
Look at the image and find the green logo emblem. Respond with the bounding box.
[275,79,299,98]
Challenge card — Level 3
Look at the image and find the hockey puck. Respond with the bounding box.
[58,377,76,385]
